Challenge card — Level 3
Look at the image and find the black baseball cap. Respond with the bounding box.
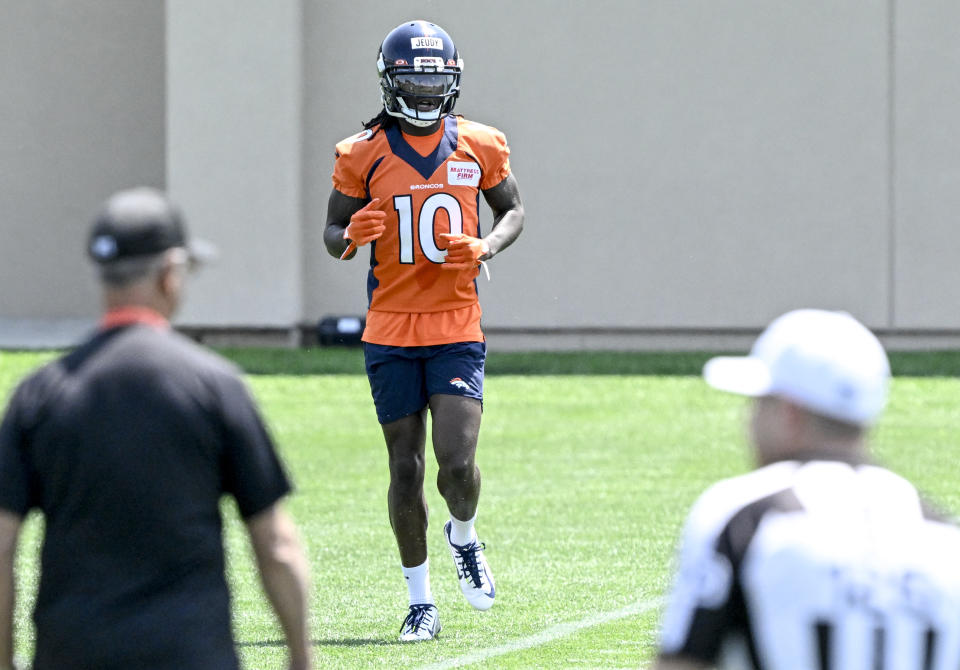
[88,187,217,265]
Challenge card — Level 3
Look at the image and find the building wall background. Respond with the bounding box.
[894,0,960,328]
[0,0,165,344]
[2,1,959,348]
[167,0,303,331]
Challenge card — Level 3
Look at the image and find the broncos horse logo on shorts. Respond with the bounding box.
[449,377,470,391]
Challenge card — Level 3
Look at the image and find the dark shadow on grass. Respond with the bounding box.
[217,347,960,378]
[238,638,406,648]
[9,348,960,377]
[218,348,721,376]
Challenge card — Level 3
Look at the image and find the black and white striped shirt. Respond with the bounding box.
[659,458,960,670]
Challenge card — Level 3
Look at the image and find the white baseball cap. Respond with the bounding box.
[703,309,891,426]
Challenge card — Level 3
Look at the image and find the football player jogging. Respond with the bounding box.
[655,309,960,670]
[323,20,523,642]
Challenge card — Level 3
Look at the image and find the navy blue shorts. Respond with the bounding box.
[363,341,486,424]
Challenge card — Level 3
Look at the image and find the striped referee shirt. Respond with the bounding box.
[659,457,960,670]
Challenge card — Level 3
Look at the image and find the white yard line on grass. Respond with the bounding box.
[418,597,662,670]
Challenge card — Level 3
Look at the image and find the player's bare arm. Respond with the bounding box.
[247,502,312,670]
[480,172,524,260]
[0,510,22,670]
[323,189,368,260]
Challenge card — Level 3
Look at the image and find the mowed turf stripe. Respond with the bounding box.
[418,597,662,670]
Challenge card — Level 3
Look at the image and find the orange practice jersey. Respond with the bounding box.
[332,115,511,347]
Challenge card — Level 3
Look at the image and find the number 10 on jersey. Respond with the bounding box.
[394,194,464,264]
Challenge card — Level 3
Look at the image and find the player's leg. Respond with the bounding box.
[425,342,495,610]
[382,410,429,568]
[430,394,482,523]
[382,411,441,640]
[364,343,440,640]
[425,342,486,521]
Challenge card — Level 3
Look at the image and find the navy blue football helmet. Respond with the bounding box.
[377,20,463,127]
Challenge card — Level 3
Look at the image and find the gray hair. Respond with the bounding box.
[97,250,175,287]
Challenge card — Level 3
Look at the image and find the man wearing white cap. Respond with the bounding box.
[655,309,960,670]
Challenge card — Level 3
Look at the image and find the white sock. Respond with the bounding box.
[402,559,433,606]
[449,512,477,546]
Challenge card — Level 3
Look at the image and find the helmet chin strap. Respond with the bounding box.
[382,101,444,127]
[401,115,440,128]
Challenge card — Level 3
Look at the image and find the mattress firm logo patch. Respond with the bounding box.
[447,162,481,186]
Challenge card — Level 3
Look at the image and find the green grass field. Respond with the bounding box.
[2,348,960,669]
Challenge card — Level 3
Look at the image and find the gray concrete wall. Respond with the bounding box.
[894,0,960,328]
[0,0,165,327]
[4,1,960,348]
[167,0,303,330]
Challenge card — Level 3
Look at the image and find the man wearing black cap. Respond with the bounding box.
[0,188,312,670]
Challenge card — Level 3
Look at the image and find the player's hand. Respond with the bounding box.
[340,199,386,259]
[439,233,488,270]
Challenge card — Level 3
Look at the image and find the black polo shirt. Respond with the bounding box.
[0,322,292,670]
